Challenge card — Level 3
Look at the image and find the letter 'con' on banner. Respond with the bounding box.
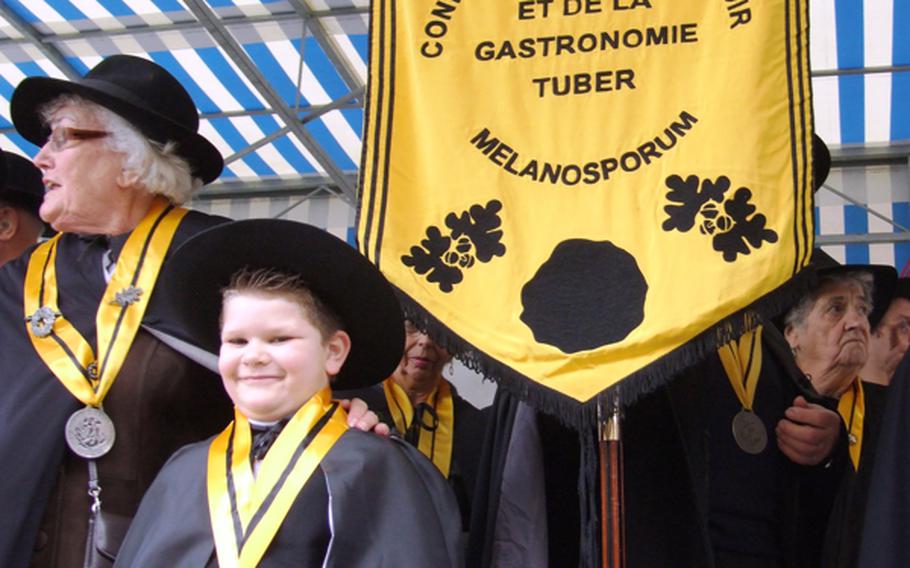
[359,0,814,422]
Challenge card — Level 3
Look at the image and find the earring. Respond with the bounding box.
[445,361,455,379]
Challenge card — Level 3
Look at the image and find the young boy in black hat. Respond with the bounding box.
[115,219,463,567]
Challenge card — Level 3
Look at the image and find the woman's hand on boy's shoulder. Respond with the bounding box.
[340,397,391,436]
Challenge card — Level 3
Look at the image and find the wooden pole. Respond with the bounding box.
[599,394,625,568]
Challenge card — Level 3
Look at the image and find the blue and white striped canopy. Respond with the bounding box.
[811,0,909,146]
[0,0,369,202]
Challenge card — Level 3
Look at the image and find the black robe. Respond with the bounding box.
[114,429,464,567]
[822,381,887,568]
[858,351,910,568]
[0,211,230,567]
[339,381,489,531]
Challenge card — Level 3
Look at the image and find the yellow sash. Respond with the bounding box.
[717,326,763,412]
[383,378,454,478]
[837,380,864,471]
[207,388,348,568]
[23,197,186,407]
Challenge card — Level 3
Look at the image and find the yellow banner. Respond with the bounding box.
[360,0,814,407]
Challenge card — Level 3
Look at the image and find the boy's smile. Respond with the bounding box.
[218,293,350,422]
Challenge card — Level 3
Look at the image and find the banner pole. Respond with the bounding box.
[599,393,625,568]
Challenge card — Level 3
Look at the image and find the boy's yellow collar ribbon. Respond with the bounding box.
[207,387,348,568]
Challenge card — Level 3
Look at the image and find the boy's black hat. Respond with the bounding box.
[1,151,44,218]
[11,54,223,184]
[155,219,404,390]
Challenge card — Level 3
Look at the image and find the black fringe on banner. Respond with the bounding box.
[392,267,816,432]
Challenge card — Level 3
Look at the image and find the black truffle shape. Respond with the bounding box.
[520,239,648,353]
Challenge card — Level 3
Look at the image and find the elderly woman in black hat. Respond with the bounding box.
[781,254,897,568]
[0,150,45,266]
[0,55,378,568]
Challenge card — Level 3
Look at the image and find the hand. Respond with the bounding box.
[339,397,391,436]
[775,395,841,466]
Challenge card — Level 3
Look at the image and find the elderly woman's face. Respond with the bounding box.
[785,279,872,377]
[33,103,125,233]
[394,320,452,385]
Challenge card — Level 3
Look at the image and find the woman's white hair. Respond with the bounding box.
[40,94,203,204]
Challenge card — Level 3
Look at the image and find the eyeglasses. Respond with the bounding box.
[45,127,109,152]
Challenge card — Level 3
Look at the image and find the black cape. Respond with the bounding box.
[858,351,910,568]
[822,381,887,568]
[339,381,489,531]
[114,429,464,567]
[0,211,227,567]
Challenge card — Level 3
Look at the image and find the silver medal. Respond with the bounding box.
[65,407,116,459]
[26,306,59,338]
[732,409,767,455]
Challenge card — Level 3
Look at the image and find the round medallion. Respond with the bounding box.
[65,407,116,459]
[732,409,767,455]
[27,306,58,338]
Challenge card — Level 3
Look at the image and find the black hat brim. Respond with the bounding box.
[154,219,404,390]
[1,151,44,217]
[893,278,910,302]
[11,76,223,184]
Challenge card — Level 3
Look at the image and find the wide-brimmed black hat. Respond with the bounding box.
[154,219,404,390]
[10,55,223,184]
[0,151,44,217]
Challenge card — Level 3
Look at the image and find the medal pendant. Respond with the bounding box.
[65,407,116,459]
[732,409,767,455]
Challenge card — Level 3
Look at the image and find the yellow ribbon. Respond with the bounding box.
[383,377,454,478]
[23,197,187,407]
[717,326,764,413]
[837,380,864,471]
[207,387,348,568]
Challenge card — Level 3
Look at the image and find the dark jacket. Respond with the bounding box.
[858,351,910,568]
[340,381,489,532]
[115,430,464,567]
[0,210,232,568]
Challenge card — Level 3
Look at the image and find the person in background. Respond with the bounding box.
[341,319,489,534]
[859,278,910,388]
[806,273,908,568]
[0,150,45,266]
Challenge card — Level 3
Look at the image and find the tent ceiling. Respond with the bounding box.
[0,0,907,204]
[0,0,369,203]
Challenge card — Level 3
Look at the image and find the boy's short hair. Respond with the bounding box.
[221,267,345,340]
